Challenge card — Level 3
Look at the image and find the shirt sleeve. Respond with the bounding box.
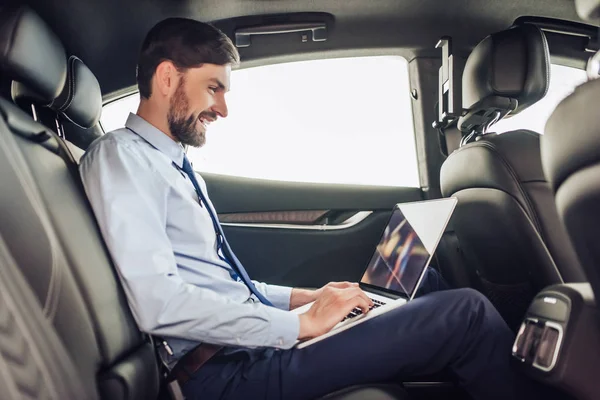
[79,138,299,349]
[251,281,293,310]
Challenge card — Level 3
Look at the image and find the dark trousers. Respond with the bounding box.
[182,280,546,399]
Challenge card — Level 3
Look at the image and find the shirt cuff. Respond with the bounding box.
[251,280,293,310]
[264,284,293,310]
[263,307,300,349]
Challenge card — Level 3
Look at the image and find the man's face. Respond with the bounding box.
[167,64,231,147]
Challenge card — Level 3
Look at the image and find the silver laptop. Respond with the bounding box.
[293,197,457,348]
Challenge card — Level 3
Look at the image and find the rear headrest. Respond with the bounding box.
[0,5,66,103]
[458,24,550,133]
[52,56,102,128]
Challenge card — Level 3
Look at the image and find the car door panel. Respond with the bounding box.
[224,211,394,287]
[203,172,423,287]
[203,172,422,213]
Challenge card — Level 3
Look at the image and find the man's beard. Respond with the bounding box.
[167,79,206,147]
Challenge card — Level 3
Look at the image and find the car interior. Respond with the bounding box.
[1,0,600,399]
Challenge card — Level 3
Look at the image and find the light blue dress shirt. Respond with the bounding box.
[79,113,300,362]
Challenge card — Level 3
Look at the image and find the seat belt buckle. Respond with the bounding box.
[162,340,174,356]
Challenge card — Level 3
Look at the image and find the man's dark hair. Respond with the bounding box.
[137,18,239,99]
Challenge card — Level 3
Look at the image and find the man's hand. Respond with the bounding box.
[297,285,373,340]
[313,281,359,299]
[290,281,359,310]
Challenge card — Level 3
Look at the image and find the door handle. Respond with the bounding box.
[235,22,327,48]
[220,211,372,231]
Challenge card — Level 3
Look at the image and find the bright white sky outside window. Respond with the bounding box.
[101,56,420,187]
[492,64,587,134]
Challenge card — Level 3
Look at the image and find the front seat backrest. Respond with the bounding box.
[440,24,585,330]
[0,6,159,399]
[543,76,600,307]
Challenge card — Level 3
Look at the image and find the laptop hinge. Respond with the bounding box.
[359,283,404,301]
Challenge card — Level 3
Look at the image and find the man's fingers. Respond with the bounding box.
[362,291,374,308]
[336,288,373,314]
[340,287,373,307]
[327,281,358,289]
[350,296,372,314]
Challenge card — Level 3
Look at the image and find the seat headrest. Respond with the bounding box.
[458,24,550,133]
[0,5,66,103]
[52,56,102,128]
[542,78,600,193]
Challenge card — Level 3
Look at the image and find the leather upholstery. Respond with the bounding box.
[441,130,585,329]
[442,131,584,282]
[0,100,100,393]
[542,78,600,194]
[458,24,550,133]
[441,24,586,330]
[442,131,546,203]
[0,5,66,103]
[13,55,102,128]
[0,96,160,400]
[0,235,95,400]
[0,5,160,398]
[543,77,600,307]
[53,56,103,128]
[575,0,600,22]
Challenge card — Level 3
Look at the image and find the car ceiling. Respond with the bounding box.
[17,0,583,97]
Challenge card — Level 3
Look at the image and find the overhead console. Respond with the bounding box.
[512,283,600,400]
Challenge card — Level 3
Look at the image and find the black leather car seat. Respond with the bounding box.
[440,24,586,330]
[543,69,600,308]
[0,6,161,399]
[0,5,411,400]
[0,233,96,400]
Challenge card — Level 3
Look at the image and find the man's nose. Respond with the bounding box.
[212,94,228,119]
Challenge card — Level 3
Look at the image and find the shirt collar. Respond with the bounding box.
[125,113,185,168]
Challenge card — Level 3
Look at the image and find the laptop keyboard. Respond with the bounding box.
[341,298,386,322]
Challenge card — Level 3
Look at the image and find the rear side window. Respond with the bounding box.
[493,64,587,134]
[101,56,419,187]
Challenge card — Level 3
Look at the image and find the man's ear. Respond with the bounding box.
[154,61,178,97]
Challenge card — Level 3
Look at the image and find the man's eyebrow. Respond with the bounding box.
[209,78,226,90]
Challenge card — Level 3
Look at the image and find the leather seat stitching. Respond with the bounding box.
[450,140,544,238]
[0,248,61,398]
[538,29,550,99]
[476,141,544,237]
[0,124,62,320]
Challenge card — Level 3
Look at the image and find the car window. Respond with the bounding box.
[101,56,419,187]
[492,64,587,134]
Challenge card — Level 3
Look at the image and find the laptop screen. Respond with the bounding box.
[360,206,430,297]
[359,198,457,299]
